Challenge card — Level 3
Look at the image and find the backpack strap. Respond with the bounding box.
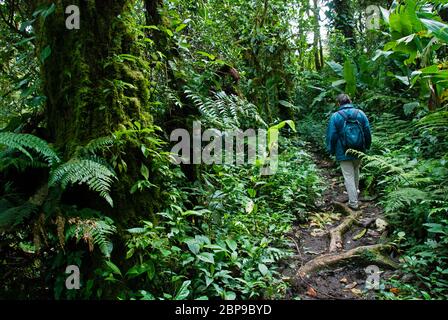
[338,109,359,120]
[337,110,348,120]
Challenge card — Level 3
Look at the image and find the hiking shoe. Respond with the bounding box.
[348,203,359,210]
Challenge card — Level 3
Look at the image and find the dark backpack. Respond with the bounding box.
[338,109,366,152]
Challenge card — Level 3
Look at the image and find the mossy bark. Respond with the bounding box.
[34,0,155,221]
[333,0,356,47]
[36,0,151,151]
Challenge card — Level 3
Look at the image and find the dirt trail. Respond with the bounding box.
[282,144,398,300]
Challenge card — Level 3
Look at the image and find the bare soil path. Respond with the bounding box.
[282,144,399,300]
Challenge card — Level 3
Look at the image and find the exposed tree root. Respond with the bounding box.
[329,202,361,253]
[296,244,399,278]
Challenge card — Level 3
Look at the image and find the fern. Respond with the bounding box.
[67,215,116,258]
[416,111,448,130]
[84,136,115,154]
[0,132,60,165]
[185,90,266,129]
[0,133,118,207]
[91,217,116,258]
[0,202,39,229]
[350,150,406,176]
[370,113,412,152]
[384,187,429,213]
[0,150,48,172]
[49,159,117,207]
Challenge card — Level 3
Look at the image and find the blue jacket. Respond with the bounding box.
[326,104,372,161]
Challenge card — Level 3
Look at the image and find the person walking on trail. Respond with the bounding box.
[326,94,372,210]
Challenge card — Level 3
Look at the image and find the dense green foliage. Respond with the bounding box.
[1,0,447,300]
[297,0,448,299]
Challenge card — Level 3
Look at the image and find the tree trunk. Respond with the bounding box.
[145,0,165,49]
[34,0,154,220]
[35,0,152,153]
[312,0,323,70]
[333,0,355,47]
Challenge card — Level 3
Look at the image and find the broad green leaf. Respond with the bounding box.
[332,79,346,87]
[424,223,447,235]
[175,24,187,32]
[204,244,227,252]
[380,6,390,24]
[126,261,155,279]
[142,25,160,31]
[421,18,448,44]
[185,238,200,254]
[40,45,51,63]
[182,209,210,217]
[105,261,122,276]
[224,291,236,300]
[197,51,216,60]
[420,65,440,74]
[140,164,149,180]
[195,235,211,245]
[174,280,191,300]
[278,100,296,109]
[395,74,410,86]
[247,188,256,198]
[258,263,269,276]
[197,252,215,264]
[205,276,213,287]
[372,49,393,61]
[127,227,146,234]
[326,60,343,76]
[268,120,296,132]
[225,239,237,252]
[139,290,155,300]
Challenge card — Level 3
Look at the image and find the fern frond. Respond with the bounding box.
[185,89,266,129]
[0,202,39,229]
[349,150,406,176]
[416,111,448,130]
[0,151,47,172]
[67,215,116,257]
[384,187,429,213]
[84,136,115,154]
[91,217,116,258]
[0,132,60,165]
[49,159,117,207]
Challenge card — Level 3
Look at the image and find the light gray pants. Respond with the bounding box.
[340,160,361,207]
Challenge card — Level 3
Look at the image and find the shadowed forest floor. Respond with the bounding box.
[282,144,399,300]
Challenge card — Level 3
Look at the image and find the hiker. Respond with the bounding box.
[326,94,372,210]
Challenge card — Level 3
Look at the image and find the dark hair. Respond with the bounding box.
[337,94,352,106]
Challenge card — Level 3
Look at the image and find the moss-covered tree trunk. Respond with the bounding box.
[36,0,151,150]
[34,0,155,220]
[333,0,356,47]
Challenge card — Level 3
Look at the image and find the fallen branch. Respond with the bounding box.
[329,202,361,253]
[296,244,399,277]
